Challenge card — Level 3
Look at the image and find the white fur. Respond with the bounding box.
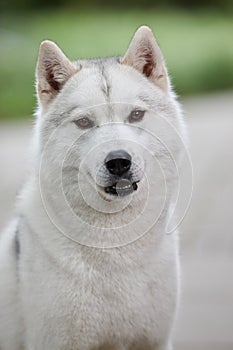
[0,27,186,350]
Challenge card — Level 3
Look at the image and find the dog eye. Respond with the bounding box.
[74,117,93,129]
[128,110,145,123]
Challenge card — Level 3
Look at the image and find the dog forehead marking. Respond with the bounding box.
[100,65,111,98]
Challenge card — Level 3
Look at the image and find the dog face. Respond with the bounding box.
[35,26,184,211]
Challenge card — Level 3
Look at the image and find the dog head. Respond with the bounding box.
[35,26,184,220]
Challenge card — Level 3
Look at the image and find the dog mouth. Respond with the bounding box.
[104,179,139,197]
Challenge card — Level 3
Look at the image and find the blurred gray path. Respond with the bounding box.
[0,92,233,350]
[174,92,233,350]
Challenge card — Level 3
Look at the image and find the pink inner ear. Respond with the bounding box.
[143,62,154,78]
[142,51,154,77]
[40,89,51,94]
[138,44,155,78]
[44,60,60,92]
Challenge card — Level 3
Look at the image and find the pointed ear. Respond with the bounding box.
[121,26,169,92]
[36,40,78,107]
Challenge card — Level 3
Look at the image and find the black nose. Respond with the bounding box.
[105,150,132,176]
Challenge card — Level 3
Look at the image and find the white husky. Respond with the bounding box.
[0,26,186,349]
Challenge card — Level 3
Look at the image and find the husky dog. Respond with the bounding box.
[0,26,186,350]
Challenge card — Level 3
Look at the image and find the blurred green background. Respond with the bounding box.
[0,0,233,119]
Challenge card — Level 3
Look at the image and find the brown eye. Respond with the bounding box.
[129,110,145,123]
[74,117,93,129]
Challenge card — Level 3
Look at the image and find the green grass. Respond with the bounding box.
[0,8,233,119]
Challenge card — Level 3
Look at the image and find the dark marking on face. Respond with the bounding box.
[138,94,156,111]
[100,66,111,98]
[15,226,20,257]
[47,106,81,127]
[98,64,115,122]
[14,214,25,263]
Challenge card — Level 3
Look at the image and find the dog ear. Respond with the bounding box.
[36,40,78,107]
[122,26,169,92]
